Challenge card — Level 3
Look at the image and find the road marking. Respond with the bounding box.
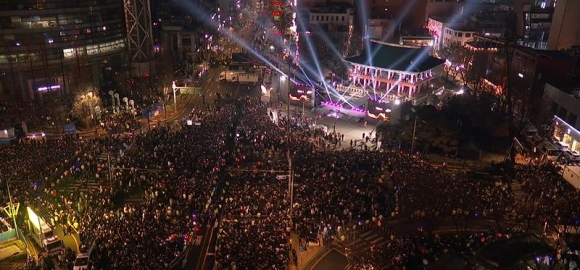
[198,226,216,270]
[194,235,203,245]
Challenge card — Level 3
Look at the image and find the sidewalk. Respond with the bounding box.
[288,232,326,270]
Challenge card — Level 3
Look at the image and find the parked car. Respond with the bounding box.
[73,253,90,270]
[562,150,580,162]
[554,141,570,150]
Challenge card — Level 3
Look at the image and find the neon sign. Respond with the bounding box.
[37,85,61,92]
[289,94,310,101]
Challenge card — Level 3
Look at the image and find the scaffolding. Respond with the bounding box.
[124,0,154,75]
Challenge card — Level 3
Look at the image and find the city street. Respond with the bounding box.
[3,0,580,269]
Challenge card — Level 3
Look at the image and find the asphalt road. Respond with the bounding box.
[181,32,262,270]
[312,249,349,270]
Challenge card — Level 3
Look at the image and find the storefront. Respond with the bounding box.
[553,115,580,152]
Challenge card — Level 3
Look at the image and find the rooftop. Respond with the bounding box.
[231,53,254,64]
[465,41,500,49]
[309,3,352,13]
[344,41,444,72]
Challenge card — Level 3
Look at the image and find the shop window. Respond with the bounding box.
[563,134,572,145]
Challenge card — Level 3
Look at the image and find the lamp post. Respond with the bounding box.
[286,149,294,226]
[301,99,305,120]
[5,177,18,233]
[410,115,417,153]
[172,81,178,112]
[281,75,289,127]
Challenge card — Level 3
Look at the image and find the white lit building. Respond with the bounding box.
[427,16,475,51]
[442,26,476,47]
[308,7,354,31]
[544,83,580,152]
[343,41,445,102]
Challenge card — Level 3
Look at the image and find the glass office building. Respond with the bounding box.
[0,0,126,100]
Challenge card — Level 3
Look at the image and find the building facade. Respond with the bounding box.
[427,17,475,51]
[442,26,476,47]
[514,0,554,50]
[344,41,444,103]
[465,4,513,38]
[161,25,199,64]
[464,38,500,86]
[425,0,464,23]
[307,6,354,32]
[0,0,126,100]
[547,0,580,50]
[483,43,571,98]
[544,83,580,152]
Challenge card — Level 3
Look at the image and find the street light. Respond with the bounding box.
[411,114,418,153]
[286,149,294,226]
[5,176,18,233]
[172,80,178,112]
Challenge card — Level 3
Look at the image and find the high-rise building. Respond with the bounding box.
[0,0,126,100]
[547,0,580,50]
[514,0,554,50]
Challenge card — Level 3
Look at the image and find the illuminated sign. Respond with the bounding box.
[37,85,61,92]
[367,112,389,120]
[289,94,310,101]
[367,99,392,121]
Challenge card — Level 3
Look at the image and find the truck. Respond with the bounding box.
[562,166,580,189]
[26,207,64,255]
[219,71,259,83]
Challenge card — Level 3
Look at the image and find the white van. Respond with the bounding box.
[554,141,570,150]
[539,142,561,161]
[73,253,90,270]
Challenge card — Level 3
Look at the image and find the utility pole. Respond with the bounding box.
[302,100,305,120]
[411,115,418,153]
[107,153,113,184]
[172,81,178,112]
[5,177,18,234]
[287,149,294,226]
[286,58,291,134]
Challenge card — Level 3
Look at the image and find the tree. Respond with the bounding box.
[377,106,461,154]
[71,86,102,128]
[439,43,471,82]
[376,122,403,149]
[412,106,461,155]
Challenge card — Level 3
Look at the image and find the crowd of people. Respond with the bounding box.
[2,93,580,270]
[1,102,237,269]
[212,100,580,269]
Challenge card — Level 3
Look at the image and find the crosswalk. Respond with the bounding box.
[342,229,388,258]
[60,178,101,195]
